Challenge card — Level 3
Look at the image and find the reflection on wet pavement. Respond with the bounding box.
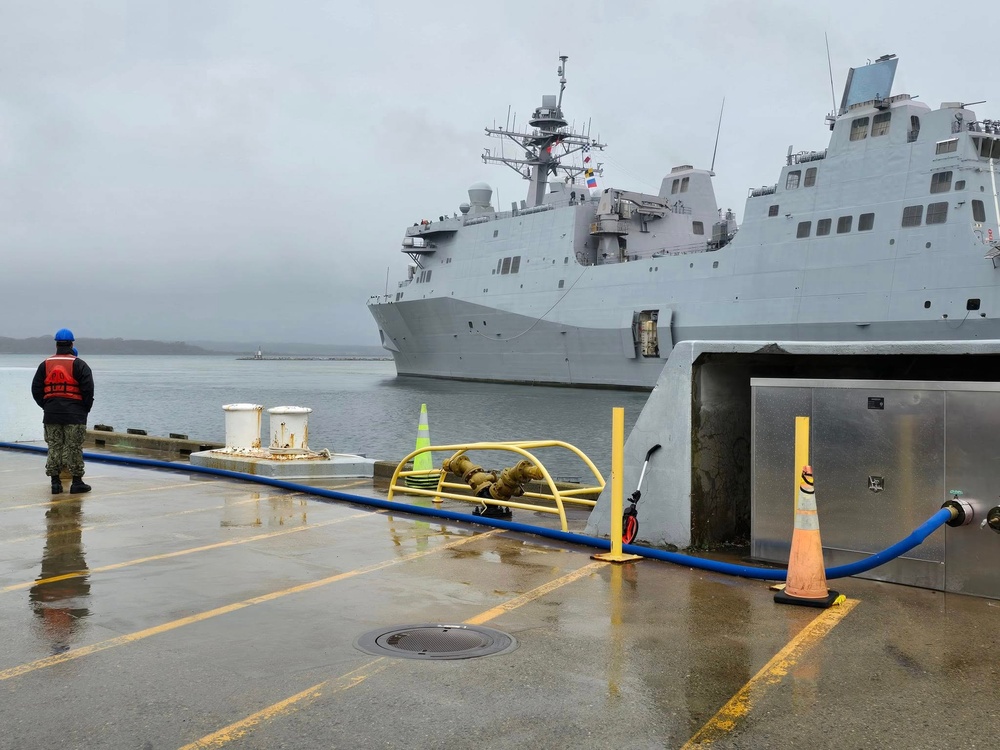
[29,497,90,654]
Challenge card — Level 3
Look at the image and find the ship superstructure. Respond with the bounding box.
[368,55,1000,389]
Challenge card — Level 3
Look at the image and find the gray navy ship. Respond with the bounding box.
[368,55,1000,389]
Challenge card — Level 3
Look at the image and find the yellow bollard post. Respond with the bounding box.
[593,407,642,563]
[771,415,813,595]
[794,416,809,510]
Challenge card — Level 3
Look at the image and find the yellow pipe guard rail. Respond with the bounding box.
[387,440,606,532]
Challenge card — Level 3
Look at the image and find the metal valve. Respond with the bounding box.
[985,506,1000,534]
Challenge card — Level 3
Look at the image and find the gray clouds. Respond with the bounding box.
[1,0,994,343]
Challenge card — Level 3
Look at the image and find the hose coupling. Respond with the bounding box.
[942,498,975,527]
[986,506,1000,534]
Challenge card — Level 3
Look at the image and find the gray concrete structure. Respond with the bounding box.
[586,339,1000,550]
[190,448,376,479]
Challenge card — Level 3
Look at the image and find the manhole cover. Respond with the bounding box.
[354,624,517,660]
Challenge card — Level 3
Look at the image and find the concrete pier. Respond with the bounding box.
[2,444,998,749]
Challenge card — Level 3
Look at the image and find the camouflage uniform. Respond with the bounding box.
[43,424,88,478]
[33,345,94,491]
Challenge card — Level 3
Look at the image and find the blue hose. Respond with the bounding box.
[0,442,953,581]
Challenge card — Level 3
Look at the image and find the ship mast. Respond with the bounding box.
[482,56,606,208]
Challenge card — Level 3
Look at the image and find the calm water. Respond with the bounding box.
[2,355,649,479]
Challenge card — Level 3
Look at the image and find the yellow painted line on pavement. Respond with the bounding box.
[177,558,607,749]
[2,494,292,545]
[465,560,605,625]
[681,598,859,748]
[1,511,379,593]
[0,480,227,512]
[176,660,390,750]
[0,530,501,682]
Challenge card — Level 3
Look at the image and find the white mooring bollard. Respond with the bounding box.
[267,406,312,453]
[222,403,263,449]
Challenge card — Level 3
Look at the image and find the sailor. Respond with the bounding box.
[31,329,95,494]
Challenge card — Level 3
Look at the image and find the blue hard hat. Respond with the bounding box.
[54,328,75,342]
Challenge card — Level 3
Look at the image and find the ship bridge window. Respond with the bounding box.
[902,205,923,227]
[796,221,811,238]
[692,221,704,235]
[850,116,869,141]
[816,218,832,236]
[908,115,920,143]
[871,112,891,137]
[786,170,801,190]
[680,176,690,193]
[671,179,680,194]
[510,256,520,273]
[804,167,817,187]
[930,171,953,193]
[926,201,949,224]
[935,139,958,155]
[837,216,853,233]
[859,213,875,231]
[973,200,986,222]
[976,137,1000,159]
[768,205,779,217]
[501,257,511,274]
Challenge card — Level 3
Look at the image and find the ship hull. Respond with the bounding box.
[369,296,1000,389]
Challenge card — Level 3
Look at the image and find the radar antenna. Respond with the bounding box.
[482,56,606,208]
[710,97,725,173]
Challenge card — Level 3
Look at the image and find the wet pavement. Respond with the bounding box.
[1,446,998,750]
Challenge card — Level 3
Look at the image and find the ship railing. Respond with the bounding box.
[387,440,606,533]
[463,203,555,227]
[793,149,827,164]
[650,240,713,258]
[748,184,777,197]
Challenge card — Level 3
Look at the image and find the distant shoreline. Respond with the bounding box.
[236,356,392,361]
[0,335,385,357]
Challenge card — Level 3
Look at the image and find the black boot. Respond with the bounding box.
[51,477,63,495]
[69,477,91,494]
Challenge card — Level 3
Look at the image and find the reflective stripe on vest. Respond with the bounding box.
[43,355,83,401]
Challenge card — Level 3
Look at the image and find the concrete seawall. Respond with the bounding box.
[81,429,598,498]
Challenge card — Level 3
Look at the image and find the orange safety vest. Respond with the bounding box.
[43,355,83,401]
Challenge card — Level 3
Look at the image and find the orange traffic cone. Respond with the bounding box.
[774,465,839,608]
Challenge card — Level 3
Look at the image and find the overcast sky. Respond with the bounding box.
[2,1,996,345]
